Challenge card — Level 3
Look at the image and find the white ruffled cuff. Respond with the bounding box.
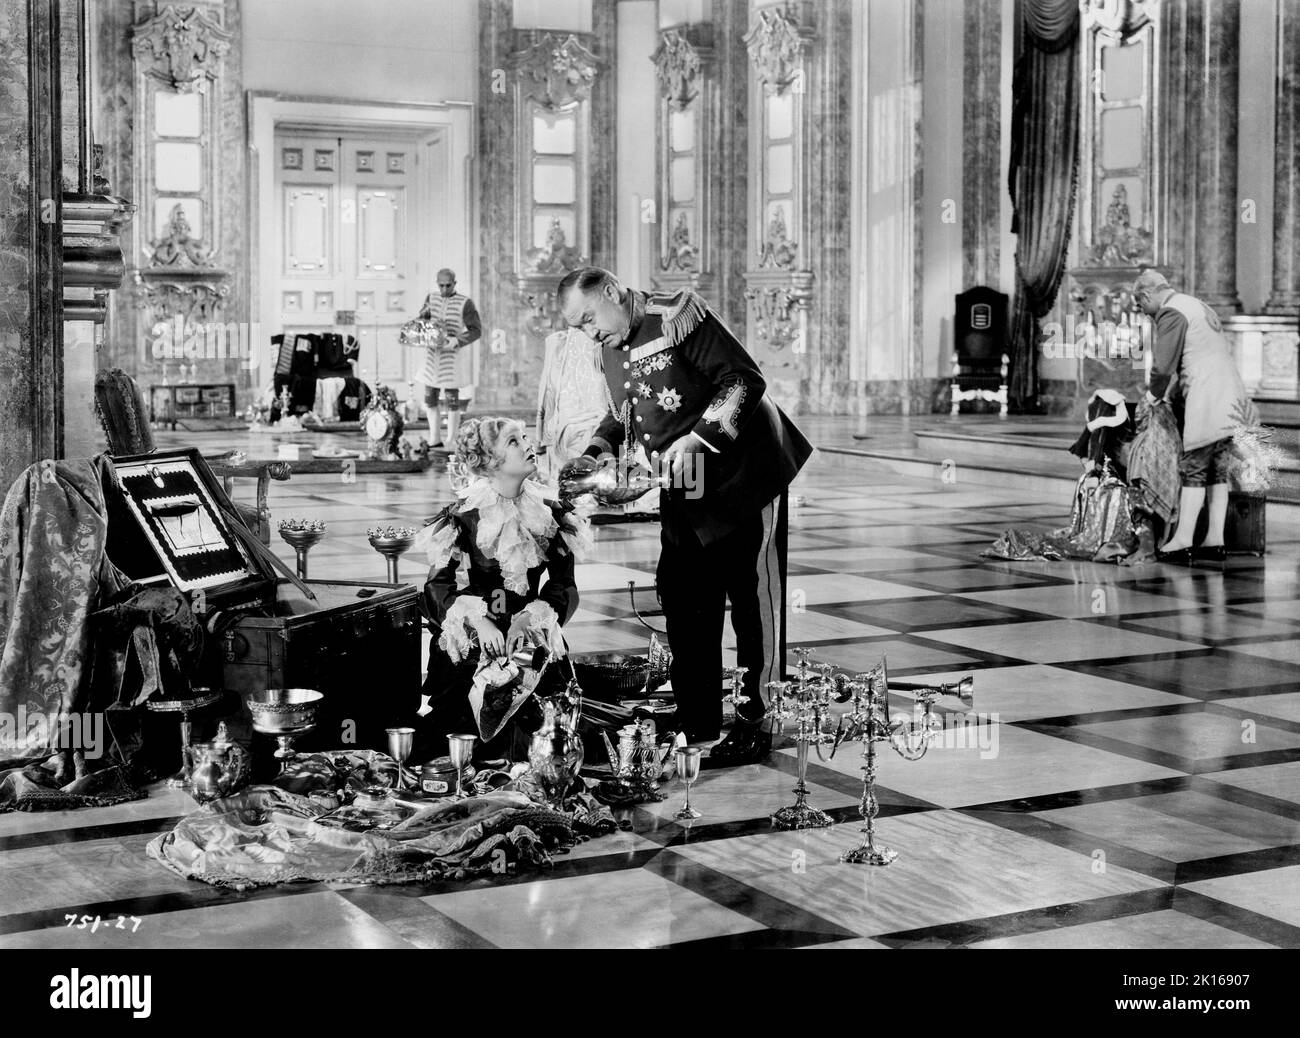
[438,595,489,663]
[520,600,566,658]
[559,511,594,563]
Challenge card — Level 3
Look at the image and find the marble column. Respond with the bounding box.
[590,0,618,269]
[1191,0,1242,314]
[711,0,749,331]
[961,0,1001,290]
[0,0,64,494]
[476,0,516,410]
[1266,0,1300,315]
[806,0,854,413]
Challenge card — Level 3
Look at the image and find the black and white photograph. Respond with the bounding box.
[0,0,1296,1005]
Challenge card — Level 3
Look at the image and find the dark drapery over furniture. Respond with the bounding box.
[1008,0,1081,411]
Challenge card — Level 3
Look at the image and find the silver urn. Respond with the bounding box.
[526,683,585,809]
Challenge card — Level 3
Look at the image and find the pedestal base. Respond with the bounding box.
[840,841,898,866]
[594,778,666,805]
[771,801,833,830]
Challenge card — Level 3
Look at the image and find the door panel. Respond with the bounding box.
[283,186,332,274]
[273,132,423,401]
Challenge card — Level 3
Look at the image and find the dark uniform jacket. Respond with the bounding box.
[584,288,813,545]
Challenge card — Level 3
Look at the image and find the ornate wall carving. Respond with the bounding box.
[511,31,600,111]
[93,0,246,391]
[745,1,811,95]
[654,28,703,110]
[653,20,713,298]
[476,1,617,409]
[740,0,851,414]
[131,3,233,93]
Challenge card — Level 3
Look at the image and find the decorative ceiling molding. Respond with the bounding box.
[132,4,233,93]
[745,4,811,96]
[511,32,601,111]
[1084,0,1160,42]
[654,29,704,111]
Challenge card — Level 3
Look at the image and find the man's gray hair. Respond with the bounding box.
[557,267,619,301]
[1133,268,1170,295]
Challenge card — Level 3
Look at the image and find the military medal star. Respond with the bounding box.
[657,387,683,413]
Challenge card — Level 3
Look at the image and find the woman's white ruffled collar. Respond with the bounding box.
[414,476,592,594]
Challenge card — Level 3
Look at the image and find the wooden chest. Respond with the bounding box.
[103,449,423,752]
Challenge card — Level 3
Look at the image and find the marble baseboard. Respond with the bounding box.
[803,378,950,417]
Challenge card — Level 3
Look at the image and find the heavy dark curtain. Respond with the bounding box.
[1008,0,1081,411]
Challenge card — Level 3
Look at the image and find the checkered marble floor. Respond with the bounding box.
[1,440,1298,949]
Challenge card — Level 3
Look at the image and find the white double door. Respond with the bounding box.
[273,131,437,397]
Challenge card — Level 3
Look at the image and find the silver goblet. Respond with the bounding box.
[447,733,476,799]
[674,746,702,820]
[386,726,415,790]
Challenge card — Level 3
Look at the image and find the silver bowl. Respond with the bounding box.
[244,688,324,734]
[367,531,415,555]
[244,688,324,767]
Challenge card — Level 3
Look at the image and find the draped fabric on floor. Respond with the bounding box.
[147,751,620,889]
[1008,0,1082,411]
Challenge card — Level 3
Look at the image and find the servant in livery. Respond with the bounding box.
[1135,269,1251,564]
[558,267,813,767]
[413,417,592,761]
[415,268,482,448]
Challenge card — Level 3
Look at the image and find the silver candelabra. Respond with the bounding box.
[767,649,839,830]
[829,656,974,865]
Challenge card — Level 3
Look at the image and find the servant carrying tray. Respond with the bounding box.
[103,448,422,751]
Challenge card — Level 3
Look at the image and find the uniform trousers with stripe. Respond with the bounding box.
[656,490,788,742]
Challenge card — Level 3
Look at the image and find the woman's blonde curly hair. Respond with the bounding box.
[448,416,524,489]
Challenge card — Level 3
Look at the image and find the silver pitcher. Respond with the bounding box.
[188,722,251,805]
[526,682,585,809]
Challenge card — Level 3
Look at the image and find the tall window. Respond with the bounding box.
[520,104,588,271]
[151,91,206,248]
[758,89,797,269]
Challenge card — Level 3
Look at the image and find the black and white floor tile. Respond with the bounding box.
[2,439,1297,949]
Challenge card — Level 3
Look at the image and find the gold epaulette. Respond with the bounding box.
[645,288,708,348]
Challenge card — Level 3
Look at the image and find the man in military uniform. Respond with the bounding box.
[558,267,813,767]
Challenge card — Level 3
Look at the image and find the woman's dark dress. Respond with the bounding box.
[415,496,581,761]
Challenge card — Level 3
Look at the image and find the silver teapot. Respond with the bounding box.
[526,681,585,809]
[188,722,251,804]
[602,720,673,792]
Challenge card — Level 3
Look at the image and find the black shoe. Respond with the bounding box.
[1155,546,1192,566]
[1191,544,1226,568]
[702,720,772,769]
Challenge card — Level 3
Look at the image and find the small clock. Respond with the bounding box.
[359,385,404,459]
